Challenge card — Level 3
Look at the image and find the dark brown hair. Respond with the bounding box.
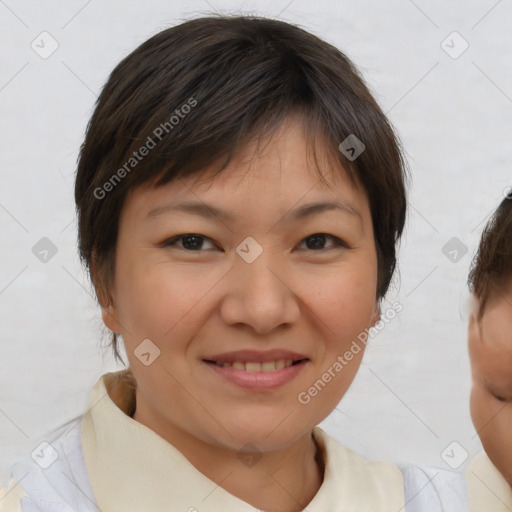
[74,15,408,365]
[468,192,512,319]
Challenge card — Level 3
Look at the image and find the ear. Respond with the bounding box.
[91,255,123,334]
[100,303,122,334]
[370,302,381,327]
[467,295,483,378]
[467,293,485,360]
[467,294,482,340]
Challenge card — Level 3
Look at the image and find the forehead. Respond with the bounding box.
[478,293,512,389]
[481,294,512,350]
[123,117,370,225]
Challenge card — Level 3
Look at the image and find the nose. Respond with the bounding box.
[219,250,301,335]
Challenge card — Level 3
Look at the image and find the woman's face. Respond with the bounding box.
[468,286,512,485]
[102,116,379,454]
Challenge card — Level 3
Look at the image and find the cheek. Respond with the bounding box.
[115,244,377,352]
[473,392,512,484]
[308,258,377,333]
[471,384,512,450]
[299,260,376,385]
[470,385,486,434]
[492,409,512,485]
[470,384,501,434]
[114,253,213,339]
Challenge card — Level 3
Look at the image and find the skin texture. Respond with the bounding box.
[99,115,380,511]
[468,284,512,487]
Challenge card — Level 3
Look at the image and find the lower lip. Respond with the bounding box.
[203,360,308,390]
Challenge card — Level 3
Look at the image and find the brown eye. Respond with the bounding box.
[298,233,350,251]
[161,234,217,251]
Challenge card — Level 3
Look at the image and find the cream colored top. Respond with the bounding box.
[0,369,510,511]
[82,370,405,511]
[465,451,512,512]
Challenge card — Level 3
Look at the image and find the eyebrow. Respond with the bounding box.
[144,200,362,224]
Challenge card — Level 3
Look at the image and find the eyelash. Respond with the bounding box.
[161,233,350,252]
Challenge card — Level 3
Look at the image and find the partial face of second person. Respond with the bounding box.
[469,280,512,486]
[101,115,379,462]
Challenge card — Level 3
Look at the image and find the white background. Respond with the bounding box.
[1,0,511,485]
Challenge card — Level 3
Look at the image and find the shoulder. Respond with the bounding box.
[465,452,512,512]
[333,440,404,483]
[314,426,403,482]
[0,479,28,512]
[313,427,405,510]
[0,417,99,512]
[317,429,471,512]
[399,463,470,512]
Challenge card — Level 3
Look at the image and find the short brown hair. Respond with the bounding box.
[74,15,408,365]
[468,192,512,319]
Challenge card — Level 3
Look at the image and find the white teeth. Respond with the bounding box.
[261,361,276,372]
[212,359,297,372]
[246,362,262,372]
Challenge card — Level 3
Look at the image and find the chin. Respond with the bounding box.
[498,464,512,488]
[225,421,308,449]
[484,446,512,486]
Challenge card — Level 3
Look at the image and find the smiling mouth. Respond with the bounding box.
[203,359,308,372]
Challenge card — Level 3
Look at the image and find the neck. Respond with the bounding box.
[132,405,324,512]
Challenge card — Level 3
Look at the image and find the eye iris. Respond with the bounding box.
[182,235,203,250]
[306,234,327,250]
[172,234,339,251]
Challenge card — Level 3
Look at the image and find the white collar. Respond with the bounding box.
[81,369,405,511]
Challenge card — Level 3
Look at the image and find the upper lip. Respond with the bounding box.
[203,349,309,363]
